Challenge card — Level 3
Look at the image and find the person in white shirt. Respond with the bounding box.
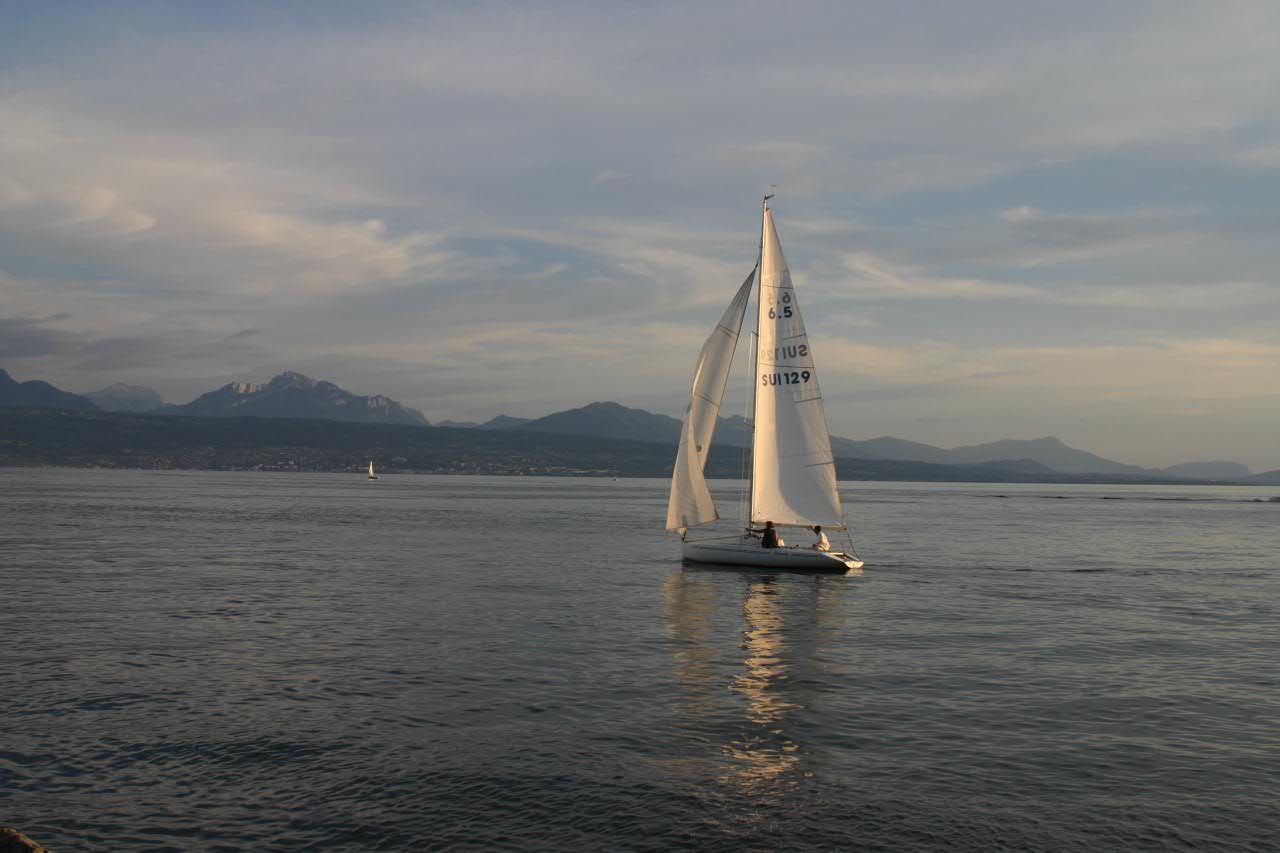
[811,525,830,551]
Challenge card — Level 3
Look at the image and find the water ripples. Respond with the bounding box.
[2,471,1278,850]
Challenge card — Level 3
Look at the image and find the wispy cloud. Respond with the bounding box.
[591,170,629,186]
[2,2,1280,466]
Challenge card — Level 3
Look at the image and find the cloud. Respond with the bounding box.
[0,307,269,394]
[1235,144,1280,169]
[2,2,1280,467]
[974,339,1280,402]
[806,212,1277,312]
[0,98,451,297]
[0,315,78,359]
[592,170,629,186]
[811,335,1280,468]
[816,336,1280,404]
[861,205,1206,272]
[837,251,1043,301]
[1001,206,1041,224]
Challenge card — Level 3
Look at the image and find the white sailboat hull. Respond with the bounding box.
[682,537,863,572]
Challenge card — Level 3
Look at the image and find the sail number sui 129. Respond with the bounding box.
[761,370,812,386]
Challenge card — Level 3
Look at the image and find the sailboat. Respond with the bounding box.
[367,460,379,480]
[667,197,863,572]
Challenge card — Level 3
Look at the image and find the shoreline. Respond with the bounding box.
[1,461,1276,490]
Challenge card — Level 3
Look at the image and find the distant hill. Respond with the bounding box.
[0,369,98,411]
[166,371,429,426]
[84,383,166,412]
[8,375,1234,479]
[435,414,535,429]
[715,414,752,447]
[942,437,1148,475]
[1162,461,1252,480]
[722,425,1141,474]
[1243,469,1280,486]
[515,401,683,444]
[482,415,532,429]
[0,408,669,476]
[0,407,1229,485]
[492,402,1148,475]
[832,435,954,464]
[958,458,1055,475]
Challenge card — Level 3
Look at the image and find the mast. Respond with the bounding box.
[746,191,772,529]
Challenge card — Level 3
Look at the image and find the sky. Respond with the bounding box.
[2,1,1279,470]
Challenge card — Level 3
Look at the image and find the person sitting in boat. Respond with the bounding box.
[810,525,831,551]
[751,520,783,549]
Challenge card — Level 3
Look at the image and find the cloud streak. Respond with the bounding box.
[1,2,1279,468]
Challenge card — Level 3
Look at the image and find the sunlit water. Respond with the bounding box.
[2,469,1278,851]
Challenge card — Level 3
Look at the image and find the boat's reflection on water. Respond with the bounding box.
[662,566,854,804]
[725,575,803,786]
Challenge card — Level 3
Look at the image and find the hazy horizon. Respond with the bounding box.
[0,365,1256,473]
[3,2,1279,469]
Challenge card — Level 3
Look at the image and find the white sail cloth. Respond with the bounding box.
[750,207,845,529]
[666,269,756,531]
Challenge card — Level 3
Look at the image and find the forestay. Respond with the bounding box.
[750,207,845,528]
[666,269,756,531]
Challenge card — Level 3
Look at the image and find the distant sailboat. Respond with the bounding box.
[667,197,863,571]
[368,461,379,480]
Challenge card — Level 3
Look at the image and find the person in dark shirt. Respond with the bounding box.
[754,520,780,549]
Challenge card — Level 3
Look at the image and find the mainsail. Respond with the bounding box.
[665,269,756,531]
[750,206,844,528]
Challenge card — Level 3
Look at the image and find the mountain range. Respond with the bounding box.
[508,401,1277,480]
[1161,460,1253,480]
[0,369,98,411]
[437,414,532,430]
[6,406,1279,487]
[160,371,429,426]
[84,383,167,412]
[505,401,1171,477]
[1,368,1274,481]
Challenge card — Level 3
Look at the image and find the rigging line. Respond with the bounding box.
[777,458,835,468]
[841,529,861,560]
[684,533,754,543]
[737,331,754,528]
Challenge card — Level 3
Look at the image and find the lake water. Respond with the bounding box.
[2,469,1278,851]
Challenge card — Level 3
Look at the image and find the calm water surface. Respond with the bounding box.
[2,469,1278,851]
